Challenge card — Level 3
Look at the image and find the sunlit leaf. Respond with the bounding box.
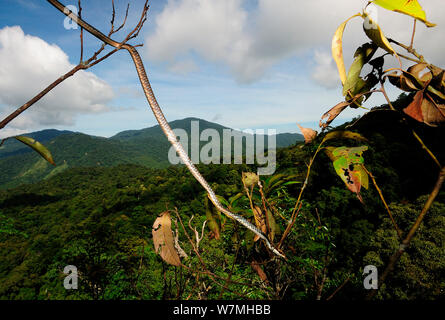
[14,136,55,165]
[362,11,396,54]
[372,0,436,27]
[332,13,362,85]
[152,211,181,266]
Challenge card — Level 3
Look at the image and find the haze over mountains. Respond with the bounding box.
[0,118,303,189]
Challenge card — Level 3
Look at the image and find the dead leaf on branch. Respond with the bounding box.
[152,211,181,266]
[253,206,267,242]
[297,123,317,144]
[320,101,350,129]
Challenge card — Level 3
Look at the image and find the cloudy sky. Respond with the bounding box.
[0,0,443,138]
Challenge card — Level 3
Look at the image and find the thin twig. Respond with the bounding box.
[78,0,83,64]
[362,165,402,239]
[379,80,441,169]
[0,1,148,133]
[409,19,417,50]
[326,277,350,301]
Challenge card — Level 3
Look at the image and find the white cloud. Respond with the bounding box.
[145,0,445,85]
[311,50,341,89]
[0,26,114,138]
[145,0,366,82]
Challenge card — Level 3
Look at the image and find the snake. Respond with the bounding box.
[47,0,284,259]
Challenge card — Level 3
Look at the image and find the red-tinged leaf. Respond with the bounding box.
[152,211,181,266]
[297,123,317,144]
[403,91,424,123]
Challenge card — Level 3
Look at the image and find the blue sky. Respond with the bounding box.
[0,0,443,138]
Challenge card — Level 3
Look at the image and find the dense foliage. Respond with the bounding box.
[0,110,443,300]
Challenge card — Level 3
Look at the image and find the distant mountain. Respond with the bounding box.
[0,118,303,189]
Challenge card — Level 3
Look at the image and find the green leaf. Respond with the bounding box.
[330,146,369,203]
[14,136,55,165]
[343,43,378,97]
[372,0,436,27]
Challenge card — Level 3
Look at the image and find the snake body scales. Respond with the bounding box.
[48,0,284,259]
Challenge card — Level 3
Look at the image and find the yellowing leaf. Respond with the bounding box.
[372,0,436,27]
[152,211,181,266]
[242,172,259,188]
[14,136,55,165]
[362,12,396,54]
[332,13,362,85]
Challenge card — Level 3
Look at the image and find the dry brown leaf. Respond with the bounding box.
[251,261,268,283]
[297,123,317,144]
[421,97,445,126]
[253,206,267,242]
[320,101,350,129]
[152,211,181,266]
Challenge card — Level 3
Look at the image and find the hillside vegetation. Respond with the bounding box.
[0,109,443,300]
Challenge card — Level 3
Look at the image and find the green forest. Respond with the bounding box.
[1,100,444,300]
[1,0,444,302]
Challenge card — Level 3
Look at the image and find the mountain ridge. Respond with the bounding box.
[0,118,303,189]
